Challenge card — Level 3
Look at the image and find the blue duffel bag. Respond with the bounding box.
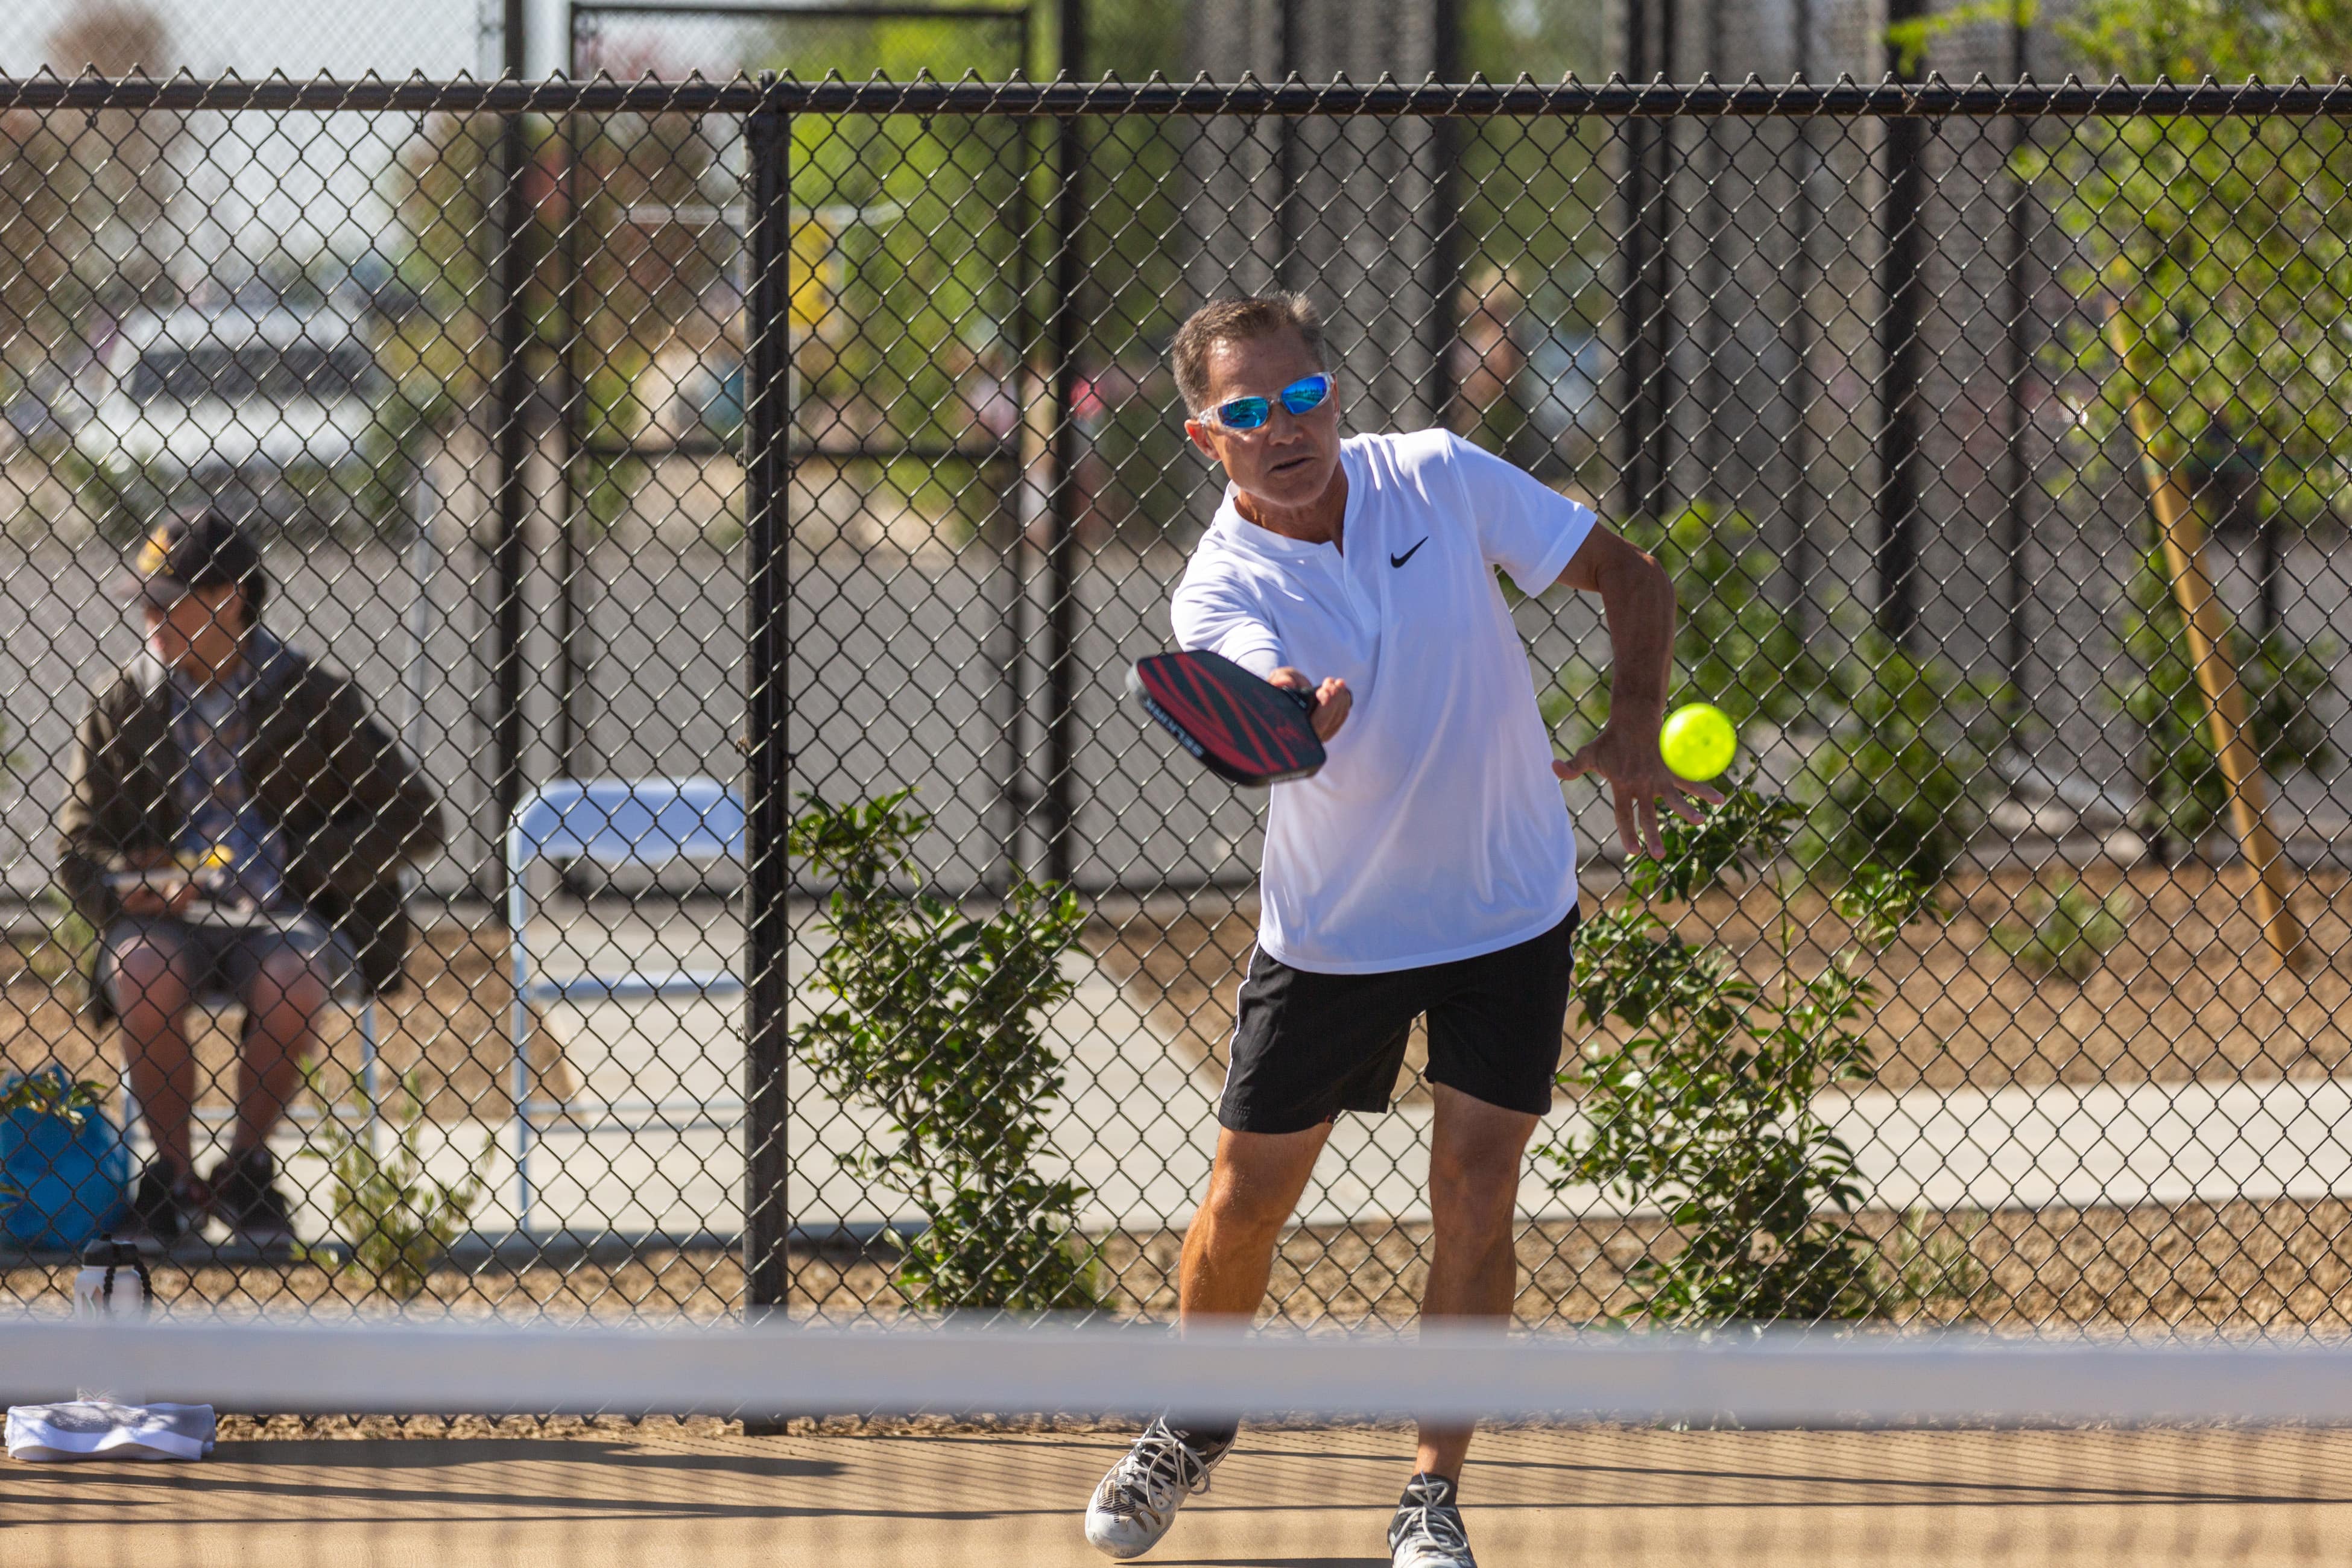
[1,1065,130,1251]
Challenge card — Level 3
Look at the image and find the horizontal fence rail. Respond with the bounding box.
[1,73,2351,116]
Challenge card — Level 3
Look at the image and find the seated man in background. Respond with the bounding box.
[58,511,444,1250]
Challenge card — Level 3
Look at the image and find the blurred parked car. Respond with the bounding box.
[73,302,423,542]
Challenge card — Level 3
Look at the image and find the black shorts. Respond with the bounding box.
[1218,906,1581,1134]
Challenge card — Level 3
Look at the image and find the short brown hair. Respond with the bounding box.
[1171,293,1329,413]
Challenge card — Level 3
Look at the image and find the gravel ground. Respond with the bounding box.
[11,1195,2350,1333]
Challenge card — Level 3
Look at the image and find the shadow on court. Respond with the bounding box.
[200,1437,841,1477]
[7,1426,2351,1566]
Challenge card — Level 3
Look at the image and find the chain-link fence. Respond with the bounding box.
[6,76,2352,1333]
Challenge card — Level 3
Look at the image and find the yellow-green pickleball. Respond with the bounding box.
[1658,703,1737,782]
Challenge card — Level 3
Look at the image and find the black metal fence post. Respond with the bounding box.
[491,14,533,896]
[1274,0,1303,284]
[1043,0,1086,886]
[554,107,586,783]
[743,72,794,1315]
[1617,0,1675,523]
[1876,0,1928,648]
[1783,0,1823,642]
[1420,1,1462,431]
[2000,17,2032,697]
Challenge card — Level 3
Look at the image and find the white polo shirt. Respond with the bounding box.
[1171,429,1596,974]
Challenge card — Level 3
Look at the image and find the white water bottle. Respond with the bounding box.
[72,1237,151,1404]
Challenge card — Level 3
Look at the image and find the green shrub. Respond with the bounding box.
[790,790,1103,1312]
[1543,508,2005,893]
[1541,504,1824,747]
[1542,780,1959,1324]
[30,890,96,998]
[300,1066,488,1301]
[1994,877,2133,983]
[1794,630,2009,890]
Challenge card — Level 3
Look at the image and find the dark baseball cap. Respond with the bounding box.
[121,511,265,609]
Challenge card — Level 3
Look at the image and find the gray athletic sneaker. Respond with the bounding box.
[1083,1417,1228,1559]
[1389,1473,1476,1568]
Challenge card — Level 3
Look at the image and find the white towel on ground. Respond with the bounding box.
[6,1400,216,1462]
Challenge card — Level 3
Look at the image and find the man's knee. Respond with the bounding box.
[102,924,194,1017]
[1428,1130,1531,1239]
[1201,1180,1294,1244]
[1201,1149,1316,1242]
[249,949,334,1020]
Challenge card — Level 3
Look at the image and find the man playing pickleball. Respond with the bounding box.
[1083,294,1715,1568]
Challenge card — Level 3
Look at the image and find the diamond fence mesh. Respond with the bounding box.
[4,77,2352,1332]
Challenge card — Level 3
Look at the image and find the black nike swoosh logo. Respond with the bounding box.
[1389,537,1430,569]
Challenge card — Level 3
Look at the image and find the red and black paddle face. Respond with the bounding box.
[1128,648,1326,787]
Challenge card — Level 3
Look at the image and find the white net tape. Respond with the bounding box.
[8,1320,2352,1426]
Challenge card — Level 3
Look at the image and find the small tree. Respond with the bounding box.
[2023,1,2350,857]
[1542,782,1961,1323]
[791,791,1102,1311]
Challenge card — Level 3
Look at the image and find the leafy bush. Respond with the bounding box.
[790,790,1102,1312]
[1543,508,2004,893]
[1832,861,1948,948]
[1794,630,2010,889]
[1542,780,1959,1324]
[30,891,96,999]
[1994,878,2134,984]
[300,1067,487,1301]
[1541,505,1824,747]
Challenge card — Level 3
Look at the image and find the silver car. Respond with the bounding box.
[75,303,421,540]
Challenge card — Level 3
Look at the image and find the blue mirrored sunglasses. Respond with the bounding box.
[1203,372,1335,432]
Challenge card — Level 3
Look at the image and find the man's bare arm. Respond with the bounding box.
[1550,526,1722,858]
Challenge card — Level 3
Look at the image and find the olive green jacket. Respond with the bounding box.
[55,635,446,1005]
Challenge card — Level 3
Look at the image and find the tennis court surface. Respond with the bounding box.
[9,1321,2352,1566]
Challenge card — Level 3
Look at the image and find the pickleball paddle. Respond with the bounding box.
[1127,648,1326,787]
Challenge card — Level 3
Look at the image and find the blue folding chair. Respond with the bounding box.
[505,777,746,1229]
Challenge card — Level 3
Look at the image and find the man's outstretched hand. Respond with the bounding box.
[1269,666,1352,742]
[1555,722,1723,859]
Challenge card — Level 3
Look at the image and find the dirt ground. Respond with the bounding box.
[10,1195,2349,1332]
[0,922,574,1122]
[8,1422,2350,1567]
[1088,865,2352,1101]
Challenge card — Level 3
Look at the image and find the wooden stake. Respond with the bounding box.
[2107,315,2305,966]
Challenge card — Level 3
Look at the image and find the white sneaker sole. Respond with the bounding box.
[1084,1522,1160,1560]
